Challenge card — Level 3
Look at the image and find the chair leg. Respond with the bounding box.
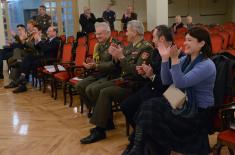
[69,85,73,107]
[80,98,83,113]
[43,77,46,93]
[54,79,57,100]
[213,143,223,155]
[228,148,234,155]
[125,117,130,136]
[63,82,67,105]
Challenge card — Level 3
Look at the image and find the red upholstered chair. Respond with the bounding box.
[77,36,87,45]
[219,31,230,49]
[88,32,96,40]
[213,101,235,155]
[60,35,66,45]
[176,27,188,35]
[111,30,118,38]
[211,34,223,54]
[67,36,75,44]
[88,38,97,57]
[144,31,153,43]
[53,45,87,101]
[42,43,73,97]
[225,29,235,46]
[174,37,185,51]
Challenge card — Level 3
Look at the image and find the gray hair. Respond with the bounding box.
[127,20,144,37]
[95,22,111,32]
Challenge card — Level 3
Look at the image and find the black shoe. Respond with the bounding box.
[13,85,27,93]
[80,129,106,144]
[4,82,17,89]
[121,143,134,155]
[0,74,4,79]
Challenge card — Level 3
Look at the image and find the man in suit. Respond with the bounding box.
[121,5,137,31]
[102,3,116,30]
[11,26,60,93]
[120,25,173,155]
[79,6,96,34]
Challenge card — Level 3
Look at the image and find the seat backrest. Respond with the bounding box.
[174,37,185,51]
[144,31,153,43]
[61,43,73,62]
[176,27,188,35]
[67,36,75,44]
[219,31,230,49]
[60,35,66,45]
[75,45,87,67]
[77,36,87,45]
[210,34,223,54]
[88,32,96,40]
[111,30,118,38]
[88,38,98,56]
[225,29,235,46]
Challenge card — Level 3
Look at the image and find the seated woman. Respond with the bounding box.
[125,26,216,155]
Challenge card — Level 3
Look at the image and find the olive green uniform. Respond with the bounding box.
[35,14,52,35]
[75,38,120,108]
[89,39,155,128]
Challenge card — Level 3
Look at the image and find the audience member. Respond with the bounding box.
[185,15,193,29]
[127,27,216,155]
[35,5,52,35]
[121,5,137,31]
[102,3,116,30]
[79,6,96,34]
[80,20,154,144]
[171,15,184,33]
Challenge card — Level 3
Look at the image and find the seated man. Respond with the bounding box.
[0,24,27,79]
[11,26,60,93]
[80,20,154,144]
[75,22,120,110]
[4,20,37,88]
[120,25,172,155]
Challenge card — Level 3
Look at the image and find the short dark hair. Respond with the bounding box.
[186,26,212,58]
[39,5,46,10]
[33,24,42,31]
[155,25,173,42]
[16,24,25,29]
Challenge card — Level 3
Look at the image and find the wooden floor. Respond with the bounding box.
[0,71,229,155]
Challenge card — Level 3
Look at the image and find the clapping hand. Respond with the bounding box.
[108,44,125,60]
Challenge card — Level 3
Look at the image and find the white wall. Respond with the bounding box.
[168,0,234,26]
[0,7,6,48]
[78,0,147,31]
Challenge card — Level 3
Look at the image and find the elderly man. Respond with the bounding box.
[185,15,193,29]
[171,15,184,33]
[121,5,137,31]
[80,20,154,144]
[102,3,116,30]
[79,6,96,34]
[75,22,120,111]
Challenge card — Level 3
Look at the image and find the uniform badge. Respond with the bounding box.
[141,52,150,60]
[131,51,138,55]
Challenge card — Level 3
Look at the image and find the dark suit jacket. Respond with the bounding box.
[121,12,137,31]
[35,36,60,60]
[79,13,96,34]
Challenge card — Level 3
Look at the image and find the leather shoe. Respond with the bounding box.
[4,82,17,89]
[13,85,27,93]
[89,121,115,133]
[80,129,106,144]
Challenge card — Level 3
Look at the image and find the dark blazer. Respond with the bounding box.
[35,36,60,59]
[121,12,137,31]
[79,13,96,34]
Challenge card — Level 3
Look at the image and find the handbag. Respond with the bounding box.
[163,85,186,109]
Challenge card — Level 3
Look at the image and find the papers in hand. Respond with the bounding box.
[72,77,83,81]
[44,65,66,73]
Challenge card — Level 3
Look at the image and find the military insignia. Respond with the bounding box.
[131,51,138,55]
[141,52,150,60]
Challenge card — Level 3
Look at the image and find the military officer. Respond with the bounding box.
[35,5,52,35]
[75,22,120,110]
[80,20,154,144]
[102,3,116,31]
